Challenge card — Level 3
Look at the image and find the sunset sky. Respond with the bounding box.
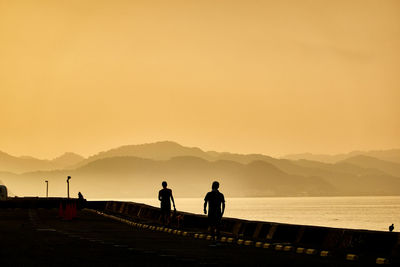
[1,0,399,159]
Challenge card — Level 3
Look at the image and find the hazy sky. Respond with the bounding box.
[1,0,399,159]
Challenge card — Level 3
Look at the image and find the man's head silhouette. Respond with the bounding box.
[212,181,219,190]
[162,181,167,188]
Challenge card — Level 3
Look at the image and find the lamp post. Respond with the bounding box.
[67,176,71,199]
[45,180,48,198]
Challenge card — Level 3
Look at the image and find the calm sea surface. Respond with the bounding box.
[99,196,400,232]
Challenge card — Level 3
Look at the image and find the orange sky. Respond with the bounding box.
[0,0,399,159]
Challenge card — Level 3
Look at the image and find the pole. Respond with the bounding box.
[67,176,71,199]
[45,180,48,198]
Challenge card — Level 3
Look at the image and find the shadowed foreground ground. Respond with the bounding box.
[0,208,368,266]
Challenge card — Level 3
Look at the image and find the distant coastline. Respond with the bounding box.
[1,141,400,199]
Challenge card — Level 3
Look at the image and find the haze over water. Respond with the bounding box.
[114,196,400,232]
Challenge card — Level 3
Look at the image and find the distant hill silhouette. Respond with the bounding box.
[339,155,400,177]
[2,155,400,199]
[0,151,85,174]
[283,149,400,164]
[0,156,336,198]
[1,141,400,198]
[71,141,212,168]
[72,141,322,173]
[52,152,86,168]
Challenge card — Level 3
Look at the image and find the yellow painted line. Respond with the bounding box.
[227,237,234,243]
[306,249,317,255]
[237,239,244,245]
[296,247,305,254]
[320,251,330,257]
[376,258,389,264]
[346,254,358,261]
[263,243,271,249]
[244,240,253,246]
[283,246,293,252]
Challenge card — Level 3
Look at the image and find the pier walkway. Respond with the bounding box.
[0,208,376,266]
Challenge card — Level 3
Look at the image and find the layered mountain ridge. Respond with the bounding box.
[1,141,399,198]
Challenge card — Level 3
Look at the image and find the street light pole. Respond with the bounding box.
[45,180,48,198]
[67,176,71,199]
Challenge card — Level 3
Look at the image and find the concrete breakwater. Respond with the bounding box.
[92,200,400,264]
[1,197,399,265]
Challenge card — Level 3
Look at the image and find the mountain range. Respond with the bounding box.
[283,149,400,164]
[1,141,399,198]
[0,151,84,174]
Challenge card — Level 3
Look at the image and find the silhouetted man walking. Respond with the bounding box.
[158,181,176,225]
[204,181,225,241]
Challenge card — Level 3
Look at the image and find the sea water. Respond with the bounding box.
[99,196,400,232]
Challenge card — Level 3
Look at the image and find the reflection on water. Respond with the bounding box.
[93,196,400,231]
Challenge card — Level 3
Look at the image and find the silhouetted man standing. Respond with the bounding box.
[204,181,225,241]
[389,223,394,232]
[158,181,176,225]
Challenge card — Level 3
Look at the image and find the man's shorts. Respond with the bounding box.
[208,213,222,227]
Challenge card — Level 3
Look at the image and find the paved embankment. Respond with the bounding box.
[0,208,382,266]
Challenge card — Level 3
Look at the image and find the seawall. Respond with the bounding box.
[1,197,399,265]
[92,200,400,263]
